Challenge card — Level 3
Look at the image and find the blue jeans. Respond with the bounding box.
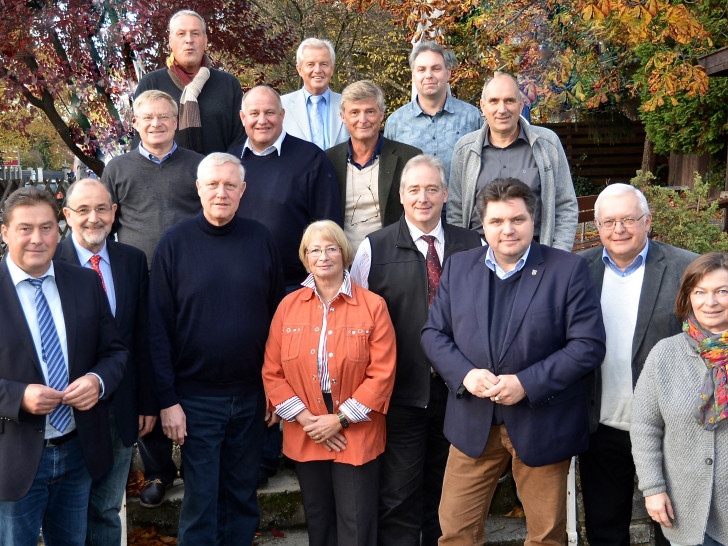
[86,410,133,546]
[177,392,265,546]
[0,435,92,546]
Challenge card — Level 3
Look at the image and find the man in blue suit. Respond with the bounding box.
[56,178,158,545]
[0,187,127,545]
[421,179,605,545]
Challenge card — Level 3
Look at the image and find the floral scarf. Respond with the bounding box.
[683,315,728,430]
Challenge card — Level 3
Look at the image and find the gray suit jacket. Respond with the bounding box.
[280,88,349,149]
[580,239,697,431]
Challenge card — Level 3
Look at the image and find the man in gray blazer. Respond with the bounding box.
[579,183,697,546]
[280,38,349,149]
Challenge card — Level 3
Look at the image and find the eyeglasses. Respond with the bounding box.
[596,214,646,230]
[307,247,342,258]
[66,206,113,217]
[137,114,176,123]
[350,185,381,227]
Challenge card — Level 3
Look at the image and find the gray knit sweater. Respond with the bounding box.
[631,333,728,545]
[102,147,203,267]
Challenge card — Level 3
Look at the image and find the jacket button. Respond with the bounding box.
[706,458,713,465]
[331,379,337,384]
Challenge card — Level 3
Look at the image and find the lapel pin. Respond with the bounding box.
[532,269,537,276]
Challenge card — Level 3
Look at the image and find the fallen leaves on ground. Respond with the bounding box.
[504,504,525,518]
[126,469,146,497]
[128,527,177,545]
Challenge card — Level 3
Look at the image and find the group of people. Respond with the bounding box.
[0,7,725,546]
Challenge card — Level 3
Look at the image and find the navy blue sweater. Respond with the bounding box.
[230,134,343,286]
[149,213,285,408]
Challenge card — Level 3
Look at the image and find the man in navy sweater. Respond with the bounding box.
[230,85,343,291]
[149,153,285,545]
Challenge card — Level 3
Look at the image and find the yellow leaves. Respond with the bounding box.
[582,4,604,21]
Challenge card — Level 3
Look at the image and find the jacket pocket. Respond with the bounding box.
[281,325,304,361]
[345,325,373,363]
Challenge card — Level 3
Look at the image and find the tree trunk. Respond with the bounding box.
[641,136,656,175]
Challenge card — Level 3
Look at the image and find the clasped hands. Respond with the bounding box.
[21,375,101,415]
[463,369,526,405]
[296,409,348,453]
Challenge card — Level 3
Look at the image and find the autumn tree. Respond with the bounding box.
[0,0,291,175]
[343,0,726,158]
[241,0,412,112]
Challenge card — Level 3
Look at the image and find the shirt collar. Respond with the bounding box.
[243,130,287,157]
[138,141,177,163]
[303,88,331,105]
[413,94,455,117]
[485,244,531,280]
[71,233,110,267]
[404,216,444,244]
[483,124,527,148]
[4,254,55,286]
[347,133,384,170]
[301,270,353,302]
[602,239,650,277]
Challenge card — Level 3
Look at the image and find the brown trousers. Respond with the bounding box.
[438,425,570,545]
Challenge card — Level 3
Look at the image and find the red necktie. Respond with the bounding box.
[89,255,107,293]
[422,235,442,306]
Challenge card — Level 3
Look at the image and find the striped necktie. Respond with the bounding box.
[309,94,325,149]
[26,277,71,433]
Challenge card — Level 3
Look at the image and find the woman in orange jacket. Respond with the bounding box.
[262,220,396,546]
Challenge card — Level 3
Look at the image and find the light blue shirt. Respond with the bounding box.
[4,257,77,438]
[602,239,650,277]
[303,88,331,149]
[70,235,116,316]
[138,141,177,164]
[384,95,483,177]
[485,244,532,280]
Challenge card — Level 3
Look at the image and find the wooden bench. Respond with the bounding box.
[573,195,599,251]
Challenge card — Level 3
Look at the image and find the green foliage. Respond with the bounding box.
[640,76,728,156]
[632,170,728,253]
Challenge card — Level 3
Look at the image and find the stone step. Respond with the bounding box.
[126,468,306,538]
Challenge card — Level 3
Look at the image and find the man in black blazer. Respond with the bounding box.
[350,155,482,545]
[421,179,605,544]
[56,178,157,545]
[0,187,127,545]
[325,80,421,253]
[578,184,697,546]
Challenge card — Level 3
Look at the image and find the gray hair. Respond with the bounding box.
[594,183,650,219]
[481,71,524,102]
[340,80,386,115]
[296,38,335,66]
[241,85,283,111]
[133,90,179,116]
[409,40,456,71]
[400,154,447,191]
[66,178,112,207]
[197,153,246,186]
[169,10,206,35]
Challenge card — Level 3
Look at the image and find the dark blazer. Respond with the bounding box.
[55,237,156,446]
[366,215,482,407]
[421,243,606,467]
[579,239,697,431]
[326,136,422,227]
[0,259,127,501]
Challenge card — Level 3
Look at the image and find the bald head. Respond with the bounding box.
[240,85,285,153]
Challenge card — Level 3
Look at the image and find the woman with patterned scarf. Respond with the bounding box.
[632,252,728,546]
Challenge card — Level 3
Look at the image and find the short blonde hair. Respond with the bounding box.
[340,80,385,115]
[299,220,353,272]
[133,90,179,117]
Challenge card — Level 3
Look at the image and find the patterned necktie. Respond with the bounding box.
[422,235,442,306]
[26,277,71,433]
[89,255,107,293]
[309,94,325,149]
